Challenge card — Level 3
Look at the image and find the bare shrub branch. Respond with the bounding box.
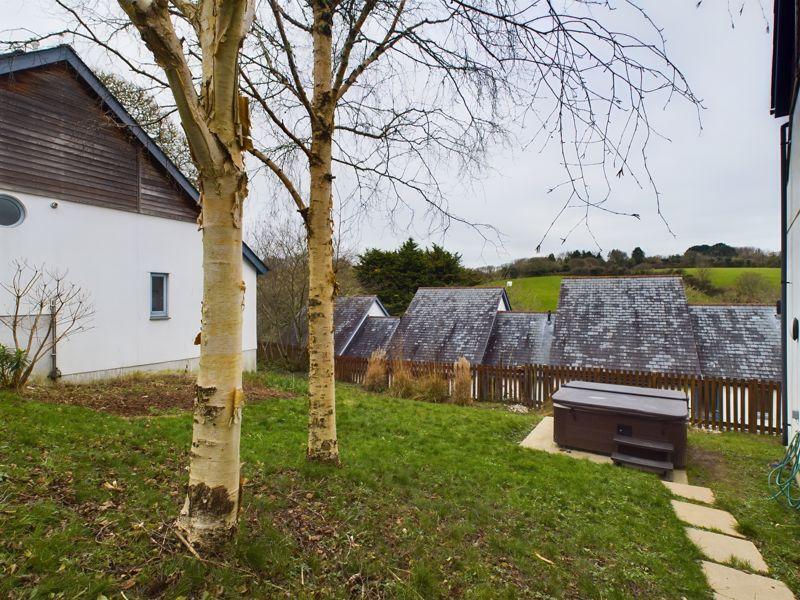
[0,260,94,389]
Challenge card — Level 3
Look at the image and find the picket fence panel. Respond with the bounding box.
[263,344,783,435]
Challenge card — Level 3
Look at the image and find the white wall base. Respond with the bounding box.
[55,349,258,383]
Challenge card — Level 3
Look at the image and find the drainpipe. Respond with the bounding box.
[48,299,60,381]
[780,120,790,446]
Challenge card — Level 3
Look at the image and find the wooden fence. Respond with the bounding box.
[264,344,784,436]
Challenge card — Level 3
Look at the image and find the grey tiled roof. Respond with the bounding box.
[483,312,556,366]
[388,287,509,363]
[333,296,384,355]
[288,295,385,355]
[342,317,401,358]
[689,305,780,381]
[551,277,701,375]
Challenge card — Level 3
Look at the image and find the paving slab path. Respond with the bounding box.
[518,421,794,598]
[701,561,794,600]
[663,481,715,504]
[670,500,744,538]
[685,528,769,573]
[662,482,795,599]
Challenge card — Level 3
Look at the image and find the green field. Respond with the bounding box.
[487,268,781,311]
[485,274,564,311]
[680,267,780,288]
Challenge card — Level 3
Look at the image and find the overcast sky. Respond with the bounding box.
[340,2,783,266]
[2,1,782,267]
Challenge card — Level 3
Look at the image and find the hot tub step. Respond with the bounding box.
[613,435,674,453]
[611,452,674,476]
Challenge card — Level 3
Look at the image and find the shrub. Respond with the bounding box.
[733,272,773,303]
[364,349,388,392]
[0,344,29,389]
[413,370,450,403]
[451,357,473,405]
[390,360,416,398]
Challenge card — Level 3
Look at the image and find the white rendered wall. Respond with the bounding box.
[0,189,259,379]
[367,300,387,317]
[787,106,800,439]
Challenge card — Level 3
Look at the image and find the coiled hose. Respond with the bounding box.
[769,431,800,509]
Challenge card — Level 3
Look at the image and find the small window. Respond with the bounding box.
[0,194,25,227]
[150,273,169,319]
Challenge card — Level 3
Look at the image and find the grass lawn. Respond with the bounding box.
[688,430,800,595]
[487,268,780,311]
[0,370,718,599]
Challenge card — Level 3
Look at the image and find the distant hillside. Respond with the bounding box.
[482,243,779,282]
[486,268,780,312]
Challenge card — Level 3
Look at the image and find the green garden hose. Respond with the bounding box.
[769,431,800,509]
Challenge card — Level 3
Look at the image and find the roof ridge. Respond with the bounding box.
[689,303,776,308]
[417,286,505,290]
[561,275,682,280]
[338,294,377,299]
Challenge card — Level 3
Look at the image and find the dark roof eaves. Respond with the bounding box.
[0,45,268,275]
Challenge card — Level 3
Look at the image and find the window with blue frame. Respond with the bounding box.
[150,273,169,319]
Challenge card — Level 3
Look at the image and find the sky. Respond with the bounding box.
[1,1,783,267]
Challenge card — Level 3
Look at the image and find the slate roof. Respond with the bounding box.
[483,312,556,366]
[388,287,510,363]
[333,296,387,354]
[550,277,702,375]
[342,317,401,358]
[689,305,781,381]
[287,295,387,355]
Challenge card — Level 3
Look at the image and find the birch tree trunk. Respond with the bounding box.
[117,0,255,546]
[306,0,339,463]
[177,169,247,545]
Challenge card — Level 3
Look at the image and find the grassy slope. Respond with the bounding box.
[485,275,563,312]
[487,268,780,312]
[0,371,711,599]
[681,267,781,288]
[680,268,780,305]
[688,431,800,594]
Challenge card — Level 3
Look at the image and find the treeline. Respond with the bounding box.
[481,243,779,279]
[259,235,779,342]
[355,239,481,315]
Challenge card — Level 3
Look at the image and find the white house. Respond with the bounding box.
[772,0,800,444]
[0,46,267,381]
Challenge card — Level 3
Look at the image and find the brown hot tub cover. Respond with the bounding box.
[552,381,688,420]
[552,381,688,468]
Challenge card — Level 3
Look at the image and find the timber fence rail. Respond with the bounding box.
[262,343,784,435]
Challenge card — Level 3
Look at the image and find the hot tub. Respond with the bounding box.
[552,381,688,469]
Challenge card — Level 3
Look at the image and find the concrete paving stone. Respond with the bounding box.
[701,561,794,600]
[671,500,743,538]
[686,527,769,573]
[663,481,715,504]
[671,469,689,484]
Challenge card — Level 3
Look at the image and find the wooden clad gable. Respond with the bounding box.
[0,62,199,222]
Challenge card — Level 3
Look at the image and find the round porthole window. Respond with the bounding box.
[0,194,25,227]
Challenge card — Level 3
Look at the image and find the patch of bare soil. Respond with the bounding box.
[23,373,293,416]
[687,443,728,482]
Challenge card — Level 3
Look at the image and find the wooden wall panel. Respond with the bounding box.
[0,63,198,222]
[139,154,199,222]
